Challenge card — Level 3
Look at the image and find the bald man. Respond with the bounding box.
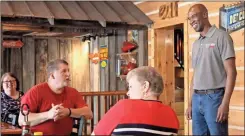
[185,4,237,135]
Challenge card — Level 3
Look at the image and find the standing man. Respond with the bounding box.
[185,4,237,135]
[19,59,93,135]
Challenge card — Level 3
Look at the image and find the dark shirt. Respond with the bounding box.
[1,91,23,127]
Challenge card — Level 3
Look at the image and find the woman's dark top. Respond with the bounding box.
[1,91,24,127]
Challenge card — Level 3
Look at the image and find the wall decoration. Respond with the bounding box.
[100,60,107,68]
[2,40,24,48]
[219,2,244,33]
[159,2,178,20]
[89,45,108,65]
[89,53,100,64]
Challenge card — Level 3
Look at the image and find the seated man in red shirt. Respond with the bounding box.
[93,66,179,135]
[18,59,93,135]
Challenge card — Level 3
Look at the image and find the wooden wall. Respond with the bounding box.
[136,1,244,135]
[2,37,90,93]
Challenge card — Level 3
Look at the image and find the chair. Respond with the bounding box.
[71,116,85,136]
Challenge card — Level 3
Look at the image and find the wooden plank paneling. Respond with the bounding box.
[109,35,117,91]
[59,39,69,61]
[48,38,59,62]
[175,102,184,115]
[235,70,244,87]
[230,90,244,107]
[164,29,175,107]
[2,48,11,73]
[136,2,167,14]
[10,48,22,91]
[155,28,166,103]
[35,39,48,84]
[235,50,244,67]
[71,39,90,92]
[229,109,244,127]
[155,28,176,108]
[59,39,73,86]
[229,127,245,135]
[230,28,244,47]
[177,115,184,129]
[22,37,35,92]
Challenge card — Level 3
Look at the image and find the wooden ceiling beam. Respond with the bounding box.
[2,24,49,32]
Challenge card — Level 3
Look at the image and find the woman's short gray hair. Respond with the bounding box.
[126,66,164,96]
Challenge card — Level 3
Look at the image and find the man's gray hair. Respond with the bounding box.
[47,59,68,77]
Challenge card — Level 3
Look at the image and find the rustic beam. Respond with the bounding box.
[2,24,49,32]
[1,17,147,30]
[3,35,22,39]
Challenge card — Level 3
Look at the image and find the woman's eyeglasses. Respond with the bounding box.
[2,80,16,84]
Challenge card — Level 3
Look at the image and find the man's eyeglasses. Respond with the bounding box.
[2,80,16,84]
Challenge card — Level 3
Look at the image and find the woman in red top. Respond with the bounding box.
[93,66,179,135]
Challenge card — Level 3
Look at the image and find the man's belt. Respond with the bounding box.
[194,88,224,94]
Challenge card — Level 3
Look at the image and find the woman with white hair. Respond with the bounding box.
[93,66,179,135]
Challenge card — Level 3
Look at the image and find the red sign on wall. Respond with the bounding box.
[2,40,24,48]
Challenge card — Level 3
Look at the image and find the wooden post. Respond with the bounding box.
[138,29,148,66]
[109,34,116,91]
[0,24,2,75]
[22,37,35,92]
[35,39,48,84]
[184,22,190,135]
[89,36,100,126]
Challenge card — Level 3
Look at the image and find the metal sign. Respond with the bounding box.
[219,2,244,33]
[2,40,24,48]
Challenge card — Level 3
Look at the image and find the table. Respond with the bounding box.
[1,122,22,135]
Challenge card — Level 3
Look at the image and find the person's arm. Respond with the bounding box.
[216,32,236,122]
[53,89,93,122]
[19,103,62,126]
[70,106,93,119]
[216,58,237,122]
[223,58,237,105]
[18,111,49,127]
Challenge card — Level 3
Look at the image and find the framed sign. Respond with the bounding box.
[219,2,244,33]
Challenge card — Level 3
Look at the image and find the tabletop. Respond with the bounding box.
[1,122,22,135]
